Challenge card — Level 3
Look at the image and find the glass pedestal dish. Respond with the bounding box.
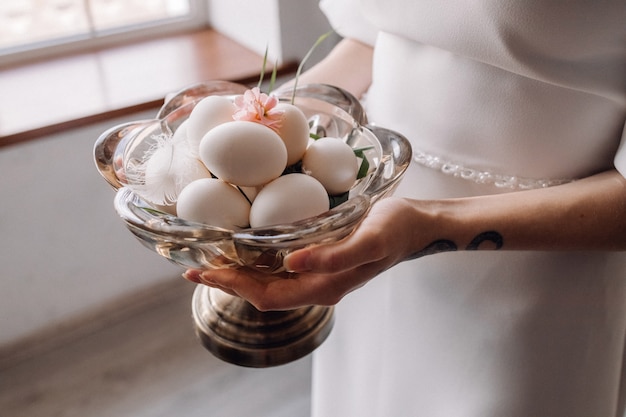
[94,81,411,367]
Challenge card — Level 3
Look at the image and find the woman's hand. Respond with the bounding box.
[183,169,626,310]
[183,197,424,311]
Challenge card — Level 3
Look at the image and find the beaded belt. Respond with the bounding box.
[412,149,573,190]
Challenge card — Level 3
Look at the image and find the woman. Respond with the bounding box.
[185,0,626,415]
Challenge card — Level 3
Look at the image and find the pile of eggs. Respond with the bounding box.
[137,88,362,230]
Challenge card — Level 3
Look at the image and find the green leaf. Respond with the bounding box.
[329,191,349,208]
[282,160,303,175]
[139,206,170,216]
[352,146,375,156]
[269,60,278,93]
[356,155,370,179]
[353,146,374,179]
[258,45,269,89]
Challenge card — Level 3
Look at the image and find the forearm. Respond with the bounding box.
[282,38,373,99]
[411,169,626,256]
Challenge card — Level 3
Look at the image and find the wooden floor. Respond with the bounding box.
[0,281,312,417]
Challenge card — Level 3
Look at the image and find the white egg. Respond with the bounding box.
[273,103,310,166]
[302,137,359,195]
[199,121,288,187]
[186,95,235,150]
[249,173,329,228]
[238,185,260,203]
[176,178,251,229]
[172,119,189,144]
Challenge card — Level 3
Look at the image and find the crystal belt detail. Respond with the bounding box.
[413,149,573,190]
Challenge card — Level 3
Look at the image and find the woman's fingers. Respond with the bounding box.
[180,198,417,310]
[183,269,240,297]
[186,263,377,311]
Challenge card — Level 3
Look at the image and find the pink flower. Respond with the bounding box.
[233,87,284,131]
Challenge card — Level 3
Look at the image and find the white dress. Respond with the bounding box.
[312,1,626,416]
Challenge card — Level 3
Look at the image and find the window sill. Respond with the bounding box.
[0,28,297,148]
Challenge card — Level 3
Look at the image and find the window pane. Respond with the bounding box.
[0,0,90,49]
[0,0,192,52]
[89,0,191,32]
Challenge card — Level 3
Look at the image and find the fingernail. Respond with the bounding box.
[182,270,201,283]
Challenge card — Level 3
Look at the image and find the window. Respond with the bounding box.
[0,0,206,66]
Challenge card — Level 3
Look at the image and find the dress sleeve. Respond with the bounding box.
[613,121,626,178]
[319,0,379,46]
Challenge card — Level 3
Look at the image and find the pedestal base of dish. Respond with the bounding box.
[191,285,335,368]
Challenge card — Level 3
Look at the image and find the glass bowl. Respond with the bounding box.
[94,81,412,274]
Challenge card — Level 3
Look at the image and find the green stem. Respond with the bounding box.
[258,46,269,89]
[291,31,334,104]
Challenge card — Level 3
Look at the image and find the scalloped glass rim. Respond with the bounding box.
[95,82,412,273]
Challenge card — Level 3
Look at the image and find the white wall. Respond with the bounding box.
[207,0,283,63]
[0,1,337,351]
[0,112,181,348]
[275,0,339,65]
[206,0,338,67]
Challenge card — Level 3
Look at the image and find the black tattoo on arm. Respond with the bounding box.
[465,231,503,250]
[406,231,503,260]
[406,239,457,260]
